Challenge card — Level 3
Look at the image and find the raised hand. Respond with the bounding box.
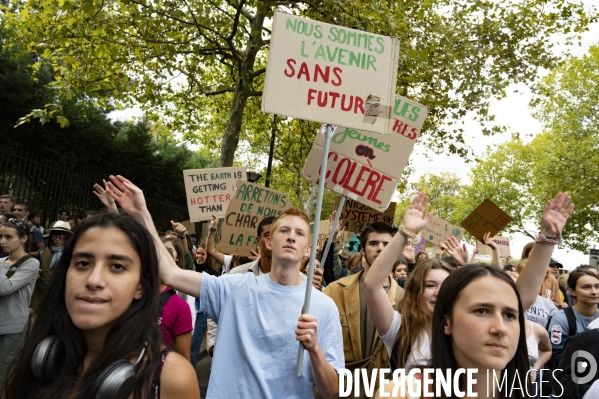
[402,243,415,263]
[540,192,574,237]
[93,179,118,213]
[483,232,497,250]
[444,236,468,266]
[105,175,148,214]
[402,192,433,234]
[170,220,186,238]
[249,248,260,261]
[210,214,218,229]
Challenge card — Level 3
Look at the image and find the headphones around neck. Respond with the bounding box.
[30,335,147,399]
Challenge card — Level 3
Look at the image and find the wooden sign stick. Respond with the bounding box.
[296,124,334,377]
[320,196,346,268]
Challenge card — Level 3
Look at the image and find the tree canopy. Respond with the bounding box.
[5,0,595,167]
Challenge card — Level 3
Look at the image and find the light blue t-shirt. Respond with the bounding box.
[198,272,344,399]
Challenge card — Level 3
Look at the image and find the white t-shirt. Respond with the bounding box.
[382,311,431,371]
[221,254,232,275]
[525,295,558,329]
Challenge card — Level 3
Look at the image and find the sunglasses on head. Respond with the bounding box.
[7,218,26,234]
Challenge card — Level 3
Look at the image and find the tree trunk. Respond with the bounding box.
[219,6,268,167]
[302,182,319,220]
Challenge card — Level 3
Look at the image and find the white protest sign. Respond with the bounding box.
[476,236,511,258]
[183,167,247,222]
[262,11,400,134]
[422,215,464,246]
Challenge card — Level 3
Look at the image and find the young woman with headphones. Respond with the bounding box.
[4,212,200,399]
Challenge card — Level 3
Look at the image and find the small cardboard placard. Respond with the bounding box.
[216,180,292,256]
[335,196,395,233]
[262,11,400,134]
[421,215,464,246]
[476,236,510,258]
[183,167,247,222]
[460,199,512,243]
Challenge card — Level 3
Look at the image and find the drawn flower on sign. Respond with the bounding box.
[452,229,461,237]
[232,185,238,191]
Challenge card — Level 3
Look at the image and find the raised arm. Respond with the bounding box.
[517,193,573,310]
[106,175,202,297]
[170,220,188,253]
[483,232,501,269]
[206,215,226,265]
[364,192,431,335]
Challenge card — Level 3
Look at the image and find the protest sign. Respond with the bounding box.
[460,199,512,243]
[313,94,428,181]
[302,94,427,210]
[476,236,510,258]
[590,249,599,269]
[183,167,246,222]
[335,196,395,233]
[301,147,398,211]
[216,180,292,256]
[262,11,400,134]
[421,215,464,246]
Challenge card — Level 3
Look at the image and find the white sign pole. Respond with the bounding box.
[296,124,333,377]
[320,196,346,266]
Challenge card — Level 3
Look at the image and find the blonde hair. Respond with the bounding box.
[516,258,528,274]
[394,259,453,367]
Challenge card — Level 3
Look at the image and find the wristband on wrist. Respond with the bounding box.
[209,227,217,233]
[534,230,561,245]
[398,225,421,245]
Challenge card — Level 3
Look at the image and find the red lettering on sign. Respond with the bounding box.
[392,119,418,139]
[283,59,343,86]
[324,151,393,205]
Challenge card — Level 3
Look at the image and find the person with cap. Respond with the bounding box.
[549,257,571,307]
[29,220,72,312]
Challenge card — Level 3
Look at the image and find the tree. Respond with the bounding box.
[5,0,595,168]
[395,172,463,224]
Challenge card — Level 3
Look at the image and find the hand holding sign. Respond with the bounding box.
[170,220,186,238]
[483,232,497,250]
[460,199,512,243]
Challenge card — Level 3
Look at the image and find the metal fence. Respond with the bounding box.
[0,148,188,232]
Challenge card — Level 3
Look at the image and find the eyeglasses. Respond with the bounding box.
[7,218,26,234]
[51,232,67,238]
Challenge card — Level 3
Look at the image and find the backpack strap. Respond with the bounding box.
[5,254,33,278]
[160,288,177,310]
[564,306,577,337]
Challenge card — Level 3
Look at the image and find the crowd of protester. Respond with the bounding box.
[1,179,598,399]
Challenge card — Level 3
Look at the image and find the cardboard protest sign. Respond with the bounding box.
[476,236,510,258]
[183,167,247,222]
[314,219,330,251]
[262,11,400,134]
[301,94,427,210]
[301,147,398,211]
[421,215,464,246]
[314,94,428,182]
[216,180,292,256]
[460,199,512,243]
[335,196,395,233]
